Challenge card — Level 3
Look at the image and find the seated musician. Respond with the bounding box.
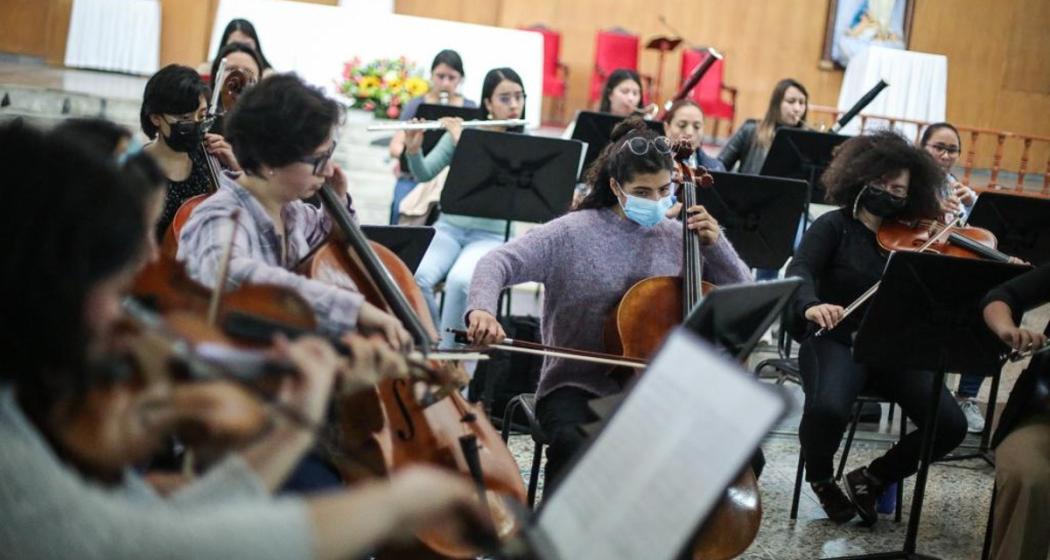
[465,118,752,487]
[177,73,410,348]
[785,131,967,525]
[140,64,240,240]
[0,122,492,559]
[919,122,988,434]
[661,98,725,172]
[197,18,276,81]
[403,67,526,348]
[982,262,1050,560]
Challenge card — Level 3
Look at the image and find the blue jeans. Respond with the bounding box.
[957,373,984,398]
[414,220,504,347]
[389,176,417,224]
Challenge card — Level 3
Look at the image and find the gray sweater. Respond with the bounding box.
[0,386,314,559]
[467,207,752,399]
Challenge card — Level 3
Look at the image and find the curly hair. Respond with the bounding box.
[821,130,945,221]
[575,116,674,211]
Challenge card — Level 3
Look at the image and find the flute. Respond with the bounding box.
[366,118,528,132]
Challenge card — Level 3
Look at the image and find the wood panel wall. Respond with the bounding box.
[397,0,1050,167]
[2,0,1046,164]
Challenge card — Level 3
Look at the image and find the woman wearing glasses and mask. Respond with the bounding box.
[140,65,240,240]
[402,67,527,349]
[178,74,411,351]
[463,118,751,487]
[785,131,967,526]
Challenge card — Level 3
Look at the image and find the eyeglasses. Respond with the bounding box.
[619,136,673,156]
[927,143,961,156]
[495,92,526,105]
[298,141,337,176]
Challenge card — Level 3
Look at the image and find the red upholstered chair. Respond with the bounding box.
[680,48,738,139]
[589,28,643,107]
[522,24,569,126]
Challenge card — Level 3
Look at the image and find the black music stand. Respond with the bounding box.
[698,171,808,270]
[760,129,850,226]
[967,191,1050,266]
[361,225,435,273]
[833,252,1025,560]
[442,129,586,240]
[398,103,481,173]
[683,278,802,361]
[570,111,665,178]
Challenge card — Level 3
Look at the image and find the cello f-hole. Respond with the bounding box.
[391,378,417,441]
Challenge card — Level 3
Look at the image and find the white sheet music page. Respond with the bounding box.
[534,329,786,560]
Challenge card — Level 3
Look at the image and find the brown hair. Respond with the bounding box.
[662,98,703,125]
[757,78,808,149]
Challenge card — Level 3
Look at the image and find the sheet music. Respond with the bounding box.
[535,329,787,560]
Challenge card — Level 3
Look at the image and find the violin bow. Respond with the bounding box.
[814,214,964,337]
[206,209,241,326]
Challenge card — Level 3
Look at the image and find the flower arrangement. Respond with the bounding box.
[337,56,429,119]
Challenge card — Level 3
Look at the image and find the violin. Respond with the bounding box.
[299,184,527,558]
[603,145,762,560]
[815,214,1015,337]
[877,218,1011,263]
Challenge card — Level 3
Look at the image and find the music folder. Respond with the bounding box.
[521,328,790,560]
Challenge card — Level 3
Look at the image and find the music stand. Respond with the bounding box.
[442,129,586,240]
[967,191,1050,266]
[645,35,682,103]
[697,171,808,270]
[570,111,665,179]
[760,129,850,226]
[360,225,435,273]
[683,278,802,362]
[833,252,1025,560]
[397,103,481,173]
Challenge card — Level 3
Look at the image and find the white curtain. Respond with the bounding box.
[65,0,160,75]
[837,46,948,139]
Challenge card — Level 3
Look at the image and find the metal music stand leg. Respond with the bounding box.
[823,368,947,560]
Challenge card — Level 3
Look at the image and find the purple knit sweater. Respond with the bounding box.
[467,207,752,400]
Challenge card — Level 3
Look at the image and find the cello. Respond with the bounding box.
[299,184,526,558]
[604,145,763,560]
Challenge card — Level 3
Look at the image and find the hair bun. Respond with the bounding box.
[609,115,650,143]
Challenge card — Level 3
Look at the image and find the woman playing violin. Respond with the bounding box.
[465,118,751,487]
[177,73,411,348]
[0,122,493,559]
[785,130,967,525]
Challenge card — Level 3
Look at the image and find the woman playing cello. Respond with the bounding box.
[785,130,967,525]
[465,118,751,488]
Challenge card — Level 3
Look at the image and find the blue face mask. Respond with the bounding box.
[618,189,675,228]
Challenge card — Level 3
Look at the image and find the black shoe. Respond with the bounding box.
[810,480,856,523]
[844,467,884,526]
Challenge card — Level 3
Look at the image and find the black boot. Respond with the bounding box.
[810,480,856,523]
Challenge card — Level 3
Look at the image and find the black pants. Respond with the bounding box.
[798,336,967,483]
[535,386,599,492]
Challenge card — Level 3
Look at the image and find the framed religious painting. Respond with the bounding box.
[820,0,916,69]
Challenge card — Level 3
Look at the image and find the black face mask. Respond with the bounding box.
[162,120,202,153]
[859,186,907,218]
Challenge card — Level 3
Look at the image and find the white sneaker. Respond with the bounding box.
[958,398,986,434]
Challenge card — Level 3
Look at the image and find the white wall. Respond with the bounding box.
[212,0,544,126]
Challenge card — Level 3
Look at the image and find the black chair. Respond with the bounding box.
[501,393,547,508]
[790,393,908,521]
[754,318,802,386]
